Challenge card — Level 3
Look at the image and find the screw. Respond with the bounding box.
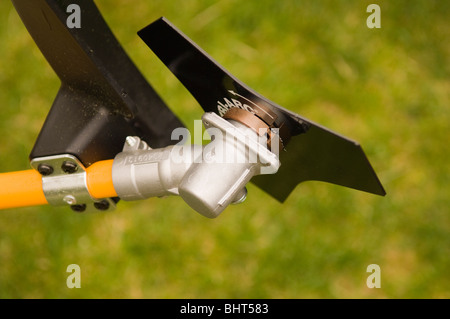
[63,195,77,205]
[94,200,110,211]
[232,187,247,205]
[126,136,137,148]
[62,161,78,174]
[71,204,87,213]
[37,164,54,176]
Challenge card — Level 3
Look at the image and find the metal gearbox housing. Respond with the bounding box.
[112,112,280,218]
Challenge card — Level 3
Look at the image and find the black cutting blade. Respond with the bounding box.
[138,17,386,202]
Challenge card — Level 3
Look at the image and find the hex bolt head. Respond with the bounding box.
[61,161,78,174]
[37,164,54,176]
[94,200,110,211]
[63,195,77,205]
[70,204,87,213]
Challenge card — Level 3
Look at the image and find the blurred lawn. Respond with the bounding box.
[0,0,448,298]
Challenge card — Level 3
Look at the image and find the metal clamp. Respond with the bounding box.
[30,154,115,212]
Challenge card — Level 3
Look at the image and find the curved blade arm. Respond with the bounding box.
[138,17,386,201]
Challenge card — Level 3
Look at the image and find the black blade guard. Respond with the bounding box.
[138,17,386,202]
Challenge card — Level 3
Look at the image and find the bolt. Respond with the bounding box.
[94,200,110,211]
[37,164,54,176]
[62,161,78,174]
[71,204,87,213]
[232,187,247,205]
[63,195,77,205]
[126,136,137,147]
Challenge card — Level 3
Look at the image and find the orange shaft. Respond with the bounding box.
[0,169,47,209]
[0,159,117,210]
[85,159,117,199]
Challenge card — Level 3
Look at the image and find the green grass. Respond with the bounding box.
[0,0,448,298]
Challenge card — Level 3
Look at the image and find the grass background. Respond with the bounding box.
[0,0,448,298]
